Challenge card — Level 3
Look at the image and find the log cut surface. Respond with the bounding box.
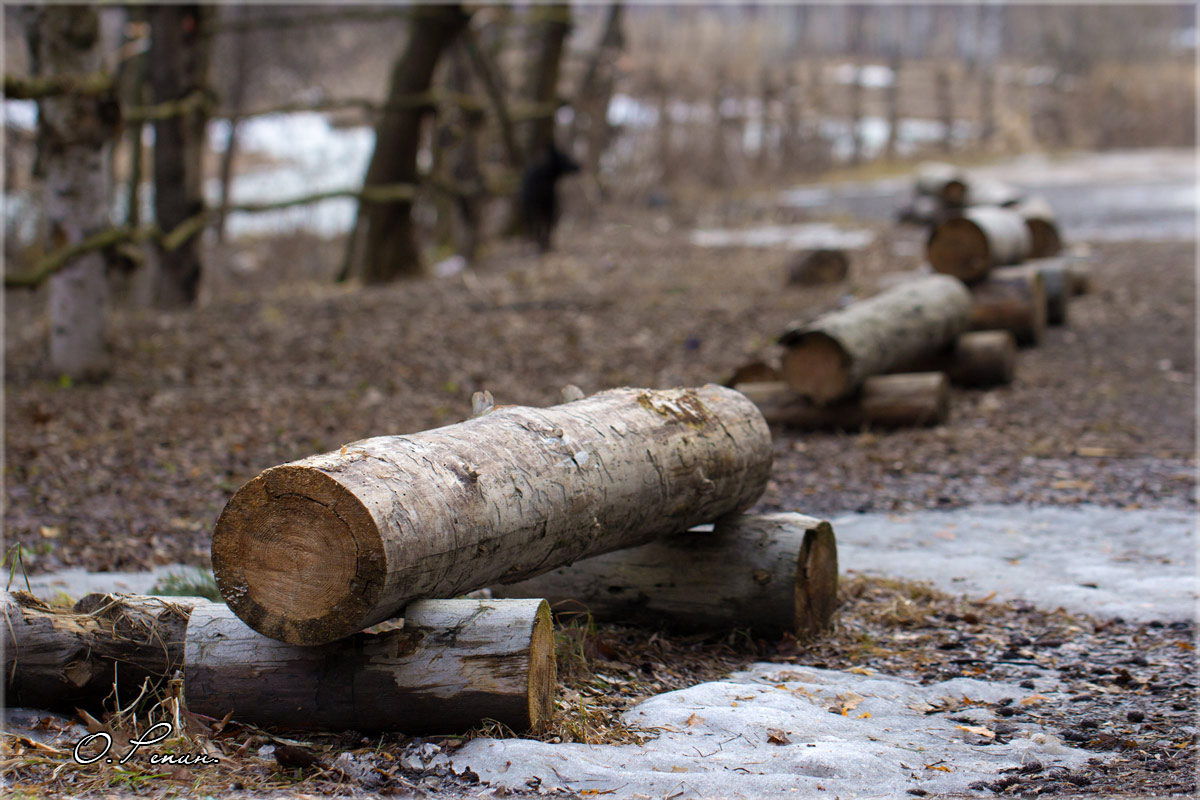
[779,275,971,404]
[213,385,772,644]
[185,598,555,734]
[969,265,1047,346]
[493,513,838,639]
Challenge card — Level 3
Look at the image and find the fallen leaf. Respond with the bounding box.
[685,713,704,727]
[857,712,872,719]
[1019,694,1049,706]
[766,729,791,745]
[955,724,996,739]
[925,764,953,772]
[846,666,873,676]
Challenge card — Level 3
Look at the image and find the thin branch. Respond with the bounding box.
[3,72,113,100]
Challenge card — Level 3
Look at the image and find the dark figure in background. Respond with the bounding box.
[519,142,579,252]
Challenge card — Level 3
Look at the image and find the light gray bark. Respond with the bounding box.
[212,385,772,645]
[1013,195,1062,258]
[779,275,972,404]
[31,7,117,379]
[492,513,838,640]
[185,599,554,734]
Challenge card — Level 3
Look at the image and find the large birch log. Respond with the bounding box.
[492,513,838,640]
[891,330,1017,388]
[964,180,1022,208]
[927,206,1033,283]
[212,386,772,645]
[1013,195,1062,258]
[185,598,554,734]
[2,591,203,712]
[969,265,1047,346]
[778,275,971,404]
[737,374,950,430]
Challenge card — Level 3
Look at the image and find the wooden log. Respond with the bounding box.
[1030,258,1070,325]
[915,162,967,206]
[786,249,849,286]
[185,598,554,734]
[492,513,838,640]
[725,360,781,387]
[778,275,971,404]
[964,179,1023,208]
[212,386,772,645]
[1013,195,1062,258]
[736,373,950,430]
[926,206,1033,283]
[968,265,1047,346]
[891,330,1017,388]
[2,591,204,712]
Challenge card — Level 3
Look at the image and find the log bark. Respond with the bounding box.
[1066,262,1090,296]
[736,374,950,430]
[2,591,202,712]
[964,180,1022,208]
[491,513,838,640]
[212,385,772,645]
[927,206,1033,283]
[726,360,781,388]
[1013,195,1062,259]
[778,275,972,404]
[891,330,1017,388]
[968,265,1047,346]
[185,598,554,734]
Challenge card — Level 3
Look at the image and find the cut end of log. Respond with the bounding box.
[794,520,838,640]
[949,330,1017,387]
[526,599,556,732]
[926,217,990,282]
[212,467,387,645]
[780,332,851,405]
[1025,218,1062,259]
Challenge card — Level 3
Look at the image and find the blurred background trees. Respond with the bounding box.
[3,3,1195,379]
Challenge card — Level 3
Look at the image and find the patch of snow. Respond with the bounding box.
[833,505,1197,623]
[451,665,1093,799]
[691,223,875,251]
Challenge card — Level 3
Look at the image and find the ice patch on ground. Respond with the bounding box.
[690,223,876,251]
[450,665,1092,799]
[833,505,1197,623]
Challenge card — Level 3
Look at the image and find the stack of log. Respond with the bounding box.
[5,386,842,735]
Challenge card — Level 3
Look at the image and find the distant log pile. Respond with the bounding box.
[729,163,1091,433]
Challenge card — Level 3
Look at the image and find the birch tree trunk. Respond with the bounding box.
[185,599,555,734]
[30,6,118,380]
[778,275,972,404]
[492,513,838,640]
[212,385,772,645]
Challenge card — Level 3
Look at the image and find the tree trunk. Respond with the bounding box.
[185,598,555,734]
[521,3,571,162]
[2,591,202,713]
[30,6,118,380]
[214,6,251,243]
[148,5,210,307]
[936,67,954,153]
[968,265,1047,346]
[778,275,972,404]
[1013,195,1062,258]
[736,373,950,430]
[492,513,838,641]
[927,206,1033,283]
[890,330,1017,388]
[212,385,772,645]
[356,4,469,284]
[884,53,901,160]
